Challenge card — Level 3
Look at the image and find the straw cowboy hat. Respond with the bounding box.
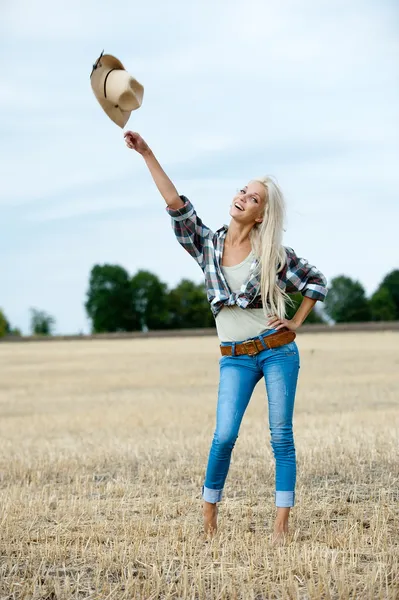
[90,51,144,128]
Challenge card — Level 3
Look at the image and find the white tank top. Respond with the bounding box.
[215,250,273,342]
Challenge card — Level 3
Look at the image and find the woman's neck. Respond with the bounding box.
[225,220,254,247]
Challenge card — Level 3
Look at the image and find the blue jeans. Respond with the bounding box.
[202,328,300,508]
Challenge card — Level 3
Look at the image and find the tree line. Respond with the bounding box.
[1,265,398,337]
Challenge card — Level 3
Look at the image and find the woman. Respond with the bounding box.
[124,131,328,543]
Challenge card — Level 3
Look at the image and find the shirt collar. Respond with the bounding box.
[216,224,228,235]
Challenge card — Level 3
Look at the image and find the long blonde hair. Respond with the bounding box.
[249,176,295,319]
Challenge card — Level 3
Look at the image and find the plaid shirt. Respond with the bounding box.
[166,196,328,318]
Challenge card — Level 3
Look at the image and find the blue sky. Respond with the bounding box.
[1,0,398,334]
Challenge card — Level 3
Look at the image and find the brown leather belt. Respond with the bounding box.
[220,328,296,357]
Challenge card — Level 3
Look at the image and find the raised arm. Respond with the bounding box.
[124,132,214,271]
[124,131,184,210]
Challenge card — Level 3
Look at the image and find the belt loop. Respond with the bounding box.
[258,333,267,350]
[232,342,236,356]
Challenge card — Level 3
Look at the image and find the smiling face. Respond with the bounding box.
[229,180,267,225]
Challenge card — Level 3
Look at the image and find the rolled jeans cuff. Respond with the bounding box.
[275,490,295,507]
[202,485,223,503]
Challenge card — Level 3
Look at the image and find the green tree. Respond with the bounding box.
[167,279,215,329]
[285,293,324,323]
[369,287,396,321]
[0,309,10,337]
[131,270,169,330]
[0,309,21,337]
[377,270,399,319]
[85,264,138,333]
[324,275,371,323]
[30,308,55,336]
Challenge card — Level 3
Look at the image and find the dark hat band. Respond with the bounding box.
[103,68,119,99]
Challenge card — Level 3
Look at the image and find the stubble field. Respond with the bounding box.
[0,331,398,599]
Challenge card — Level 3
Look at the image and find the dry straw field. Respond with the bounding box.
[1,331,398,599]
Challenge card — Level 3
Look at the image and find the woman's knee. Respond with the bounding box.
[212,429,238,451]
[270,425,295,449]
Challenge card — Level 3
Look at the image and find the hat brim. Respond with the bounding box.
[96,98,132,128]
[96,53,125,72]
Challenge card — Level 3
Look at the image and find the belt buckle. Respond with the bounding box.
[243,339,259,356]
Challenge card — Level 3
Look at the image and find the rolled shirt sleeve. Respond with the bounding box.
[284,247,328,302]
[166,195,214,271]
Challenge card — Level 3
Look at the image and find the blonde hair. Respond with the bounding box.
[249,176,295,320]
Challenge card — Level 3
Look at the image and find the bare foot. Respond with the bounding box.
[272,507,290,545]
[271,522,289,545]
[203,501,218,536]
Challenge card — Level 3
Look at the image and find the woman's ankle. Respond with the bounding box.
[275,506,291,521]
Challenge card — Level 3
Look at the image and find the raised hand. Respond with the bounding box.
[124,131,151,156]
